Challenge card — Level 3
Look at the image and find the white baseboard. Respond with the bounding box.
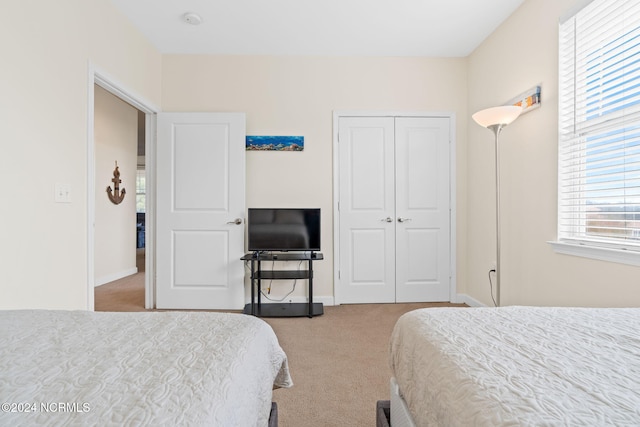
[456,293,487,307]
[245,294,481,307]
[95,267,138,287]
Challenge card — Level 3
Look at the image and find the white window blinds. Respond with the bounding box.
[558,0,640,250]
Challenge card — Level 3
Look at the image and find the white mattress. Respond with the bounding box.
[389,306,640,426]
[0,310,292,426]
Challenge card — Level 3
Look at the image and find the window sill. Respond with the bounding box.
[548,241,640,267]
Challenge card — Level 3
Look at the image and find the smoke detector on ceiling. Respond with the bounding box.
[182,12,202,25]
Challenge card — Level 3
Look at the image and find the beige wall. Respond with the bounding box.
[162,55,468,301]
[5,0,635,310]
[0,0,161,309]
[467,0,640,307]
[94,86,138,285]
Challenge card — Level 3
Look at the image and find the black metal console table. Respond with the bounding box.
[241,252,323,318]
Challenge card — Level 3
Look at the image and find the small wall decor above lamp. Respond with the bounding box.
[508,85,541,115]
[472,105,522,307]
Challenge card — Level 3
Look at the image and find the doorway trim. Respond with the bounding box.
[87,63,160,310]
[332,110,458,304]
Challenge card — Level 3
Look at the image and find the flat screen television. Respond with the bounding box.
[248,208,321,252]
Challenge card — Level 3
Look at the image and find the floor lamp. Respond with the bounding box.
[472,105,522,307]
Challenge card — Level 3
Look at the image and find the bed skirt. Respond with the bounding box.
[390,377,416,427]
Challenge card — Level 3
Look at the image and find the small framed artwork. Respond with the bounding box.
[246,136,304,151]
[507,85,541,114]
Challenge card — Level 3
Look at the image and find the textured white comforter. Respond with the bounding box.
[390,306,640,426]
[0,310,292,426]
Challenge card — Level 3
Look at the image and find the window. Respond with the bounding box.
[136,169,146,213]
[557,0,640,263]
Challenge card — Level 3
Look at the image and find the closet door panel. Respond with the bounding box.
[395,117,450,302]
[337,117,396,304]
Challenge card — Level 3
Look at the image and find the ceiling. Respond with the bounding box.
[109,0,525,57]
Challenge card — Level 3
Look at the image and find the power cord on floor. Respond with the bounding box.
[488,269,498,307]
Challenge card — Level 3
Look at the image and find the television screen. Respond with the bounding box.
[248,208,321,252]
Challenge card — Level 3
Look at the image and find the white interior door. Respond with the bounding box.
[337,115,451,304]
[156,112,245,309]
[338,117,396,303]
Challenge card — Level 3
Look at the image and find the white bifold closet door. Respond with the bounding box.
[338,116,450,303]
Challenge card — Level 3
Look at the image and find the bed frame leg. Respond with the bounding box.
[268,402,278,427]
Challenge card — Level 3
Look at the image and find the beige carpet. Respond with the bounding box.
[266,302,463,426]
[95,261,465,426]
[94,249,146,312]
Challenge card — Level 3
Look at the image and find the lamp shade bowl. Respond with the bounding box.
[472,105,522,128]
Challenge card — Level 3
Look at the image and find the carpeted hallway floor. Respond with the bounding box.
[95,256,465,426]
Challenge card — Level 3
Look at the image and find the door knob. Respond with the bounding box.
[381,217,393,222]
[397,217,412,223]
[227,218,243,225]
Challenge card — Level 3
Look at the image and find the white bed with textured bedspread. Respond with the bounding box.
[0,310,292,426]
[390,306,640,426]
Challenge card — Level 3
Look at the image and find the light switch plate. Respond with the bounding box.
[55,183,71,203]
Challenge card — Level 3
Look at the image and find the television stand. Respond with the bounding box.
[241,252,324,318]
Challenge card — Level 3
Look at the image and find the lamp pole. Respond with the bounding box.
[488,124,504,307]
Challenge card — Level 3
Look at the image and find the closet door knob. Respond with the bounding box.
[227,218,243,225]
[381,217,393,222]
[397,217,412,223]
